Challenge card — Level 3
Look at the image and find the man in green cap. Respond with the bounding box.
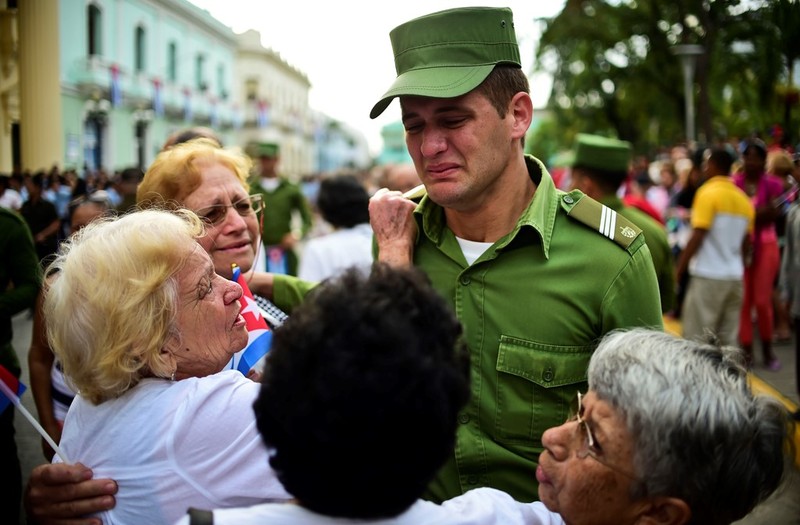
[369,6,663,503]
[249,141,314,276]
[568,133,675,313]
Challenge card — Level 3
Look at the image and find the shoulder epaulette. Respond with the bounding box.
[561,192,642,250]
[403,184,427,203]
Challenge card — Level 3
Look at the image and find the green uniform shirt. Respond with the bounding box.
[271,156,663,503]
[600,195,676,313]
[415,157,662,503]
[0,208,40,373]
[252,178,313,246]
[251,177,313,276]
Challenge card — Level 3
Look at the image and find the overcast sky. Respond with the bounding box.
[187,1,566,154]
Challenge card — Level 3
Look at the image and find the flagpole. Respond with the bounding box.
[0,379,71,464]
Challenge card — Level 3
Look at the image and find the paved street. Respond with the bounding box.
[10,312,800,523]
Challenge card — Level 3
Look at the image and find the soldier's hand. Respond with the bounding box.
[369,188,418,267]
[25,462,117,525]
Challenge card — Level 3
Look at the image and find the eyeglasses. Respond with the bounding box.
[568,391,641,483]
[194,194,263,226]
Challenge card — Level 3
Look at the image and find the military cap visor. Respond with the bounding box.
[370,7,521,119]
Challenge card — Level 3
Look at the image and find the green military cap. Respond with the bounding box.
[370,7,521,119]
[571,134,632,173]
[247,141,280,158]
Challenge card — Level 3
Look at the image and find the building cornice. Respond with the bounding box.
[151,0,237,45]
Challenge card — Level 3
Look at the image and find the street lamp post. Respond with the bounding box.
[671,44,704,143]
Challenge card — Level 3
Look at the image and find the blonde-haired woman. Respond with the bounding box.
[47,209,289,523]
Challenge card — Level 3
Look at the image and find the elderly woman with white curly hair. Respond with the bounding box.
[42,208,290,523]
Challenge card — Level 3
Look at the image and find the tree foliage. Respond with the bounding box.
[531,0,797,160]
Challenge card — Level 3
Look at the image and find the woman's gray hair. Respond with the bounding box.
[589,328,789,525]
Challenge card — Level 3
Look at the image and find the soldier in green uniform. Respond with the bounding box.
[0,207,40,523]
[248,142,313,276]
[568,134,676,313]
[368,7,663,503]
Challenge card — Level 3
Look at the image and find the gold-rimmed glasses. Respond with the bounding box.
[568,391,641,483]
[195,194,263,226]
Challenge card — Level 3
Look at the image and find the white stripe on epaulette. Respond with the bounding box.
[599,205,617,240]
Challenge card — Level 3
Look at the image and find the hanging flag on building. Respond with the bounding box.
[152,78,164,117]
[110,64,122,108]
[229,263,272,374]
[257,99,270,128]
[183,87,193,122]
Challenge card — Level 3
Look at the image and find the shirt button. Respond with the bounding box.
[460,275,471,286]
[543,367,554,382]
[563,195,574,204]
[467,475,478,485]
[458,414,470,424]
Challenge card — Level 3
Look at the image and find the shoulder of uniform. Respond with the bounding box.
[561,191,643,250]
[402,184,427,203]
[0,206,24,224]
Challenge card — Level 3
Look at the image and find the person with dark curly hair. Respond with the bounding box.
[255,264,469,519]
[298,174,374,281]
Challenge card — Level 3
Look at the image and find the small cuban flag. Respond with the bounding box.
[229,263,272,375]
[0,364,26,415]
[0,363,71,462]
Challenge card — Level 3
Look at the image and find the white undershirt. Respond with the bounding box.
[456,236,493,266]
[260,178,281,192]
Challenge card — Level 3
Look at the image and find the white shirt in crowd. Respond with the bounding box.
[298,223,374,282]
[173,487,565,525]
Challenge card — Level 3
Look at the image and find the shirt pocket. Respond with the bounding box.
[495,336,593,445]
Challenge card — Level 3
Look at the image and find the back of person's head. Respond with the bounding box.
[706,147,734,177]
[255,264,470,519]
[118,166,144,185]
[316,174,370,229]
[162,126,223,151]
[588,329,788,525]
[28,171,46,190]
[67,191,114,233]
[137,138,251,207]
[767,150,794,177]
[44,209,204,404]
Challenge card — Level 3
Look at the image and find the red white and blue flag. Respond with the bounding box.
[229,264,272,374]
[110,64,122,108]
[152,78,164,117]
[0,364,26,415]
[256,100,270,128]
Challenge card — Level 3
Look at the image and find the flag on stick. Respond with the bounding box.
[230,264,272,374]
[0,364,24,414]
[0,364,71,463]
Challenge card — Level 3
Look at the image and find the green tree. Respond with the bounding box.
[533,0,792,154]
